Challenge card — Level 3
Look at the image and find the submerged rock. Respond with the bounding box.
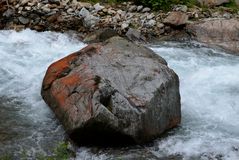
[187,18,239,55]
[41,36,181,145]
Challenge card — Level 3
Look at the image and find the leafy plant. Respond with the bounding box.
[131,0,197,10]
[0,154,13,160]
[36,142,75,160]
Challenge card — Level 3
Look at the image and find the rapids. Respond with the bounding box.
[0,30,238,160]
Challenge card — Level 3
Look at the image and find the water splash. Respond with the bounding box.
[0,29,86,157]
[150,42,239,160]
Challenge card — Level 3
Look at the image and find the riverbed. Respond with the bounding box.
[0,30,238,160]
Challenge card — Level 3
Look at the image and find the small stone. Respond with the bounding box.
[223,13,232,19]
[25,6,31,11]
[94,3,104,12]
[117,10,126,18]
[46,11,57,16]
[21,0,30,5]
[147,13,155,20]
[107,9,116,15]
[83,15,100,28]
[157,22,164,29]
[121,22,129,30]
[41,7,51,13]
[142,7,151,13]
[28,2,36,7]
[47,13,59,23]
[3,9,15,18]
[15,4,20,8]
[18,16,30,25]
[194,13,199,18]
[146,19,156,27]
[129,5,137,12]
[79,7,90,18]
[102,8,108,13]
[163,11,188,26]
[79,2,92,9]
[174,5,188,12]
[67,8,74,14]
[126,28,143,41]
[137,5,143,12]
[32,17,41,25]
[113,14,121,22]
[33,25,45,31]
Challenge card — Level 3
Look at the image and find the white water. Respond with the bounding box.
[0,30,238,160]
[0,29,86,157]
[150,43,239,160]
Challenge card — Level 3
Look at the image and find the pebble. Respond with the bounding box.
[18,16,30,25]
[147,13,155,20]
[137,5,143,12]
[121,22,129,30]
[3,9,15,18]
[142,7,151,13]
[79,7,90,18]
[146,19,156,27]
[129,5,137,12]
[94,3,104,12]
[41,7,51,13]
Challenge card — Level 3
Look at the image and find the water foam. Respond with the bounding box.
[150,43,239,160]
[0,29,86,156]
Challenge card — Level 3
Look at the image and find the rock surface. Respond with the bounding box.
[187,18,239,55]
[163,11,189,27]
[41,36,181,145]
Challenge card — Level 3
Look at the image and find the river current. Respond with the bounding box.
[0,30,238,160]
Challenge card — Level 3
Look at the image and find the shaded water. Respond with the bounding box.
[0,30,238,160]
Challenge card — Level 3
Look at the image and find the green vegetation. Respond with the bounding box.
[0,154,12,160]
[81,0,198,10]
[134,0,197,11]
[37,142,74,160]
[223,0,239,12]
[81,0,120,4]
[82,0,238,11]
[0,142,74,160]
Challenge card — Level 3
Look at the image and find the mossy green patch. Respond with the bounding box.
[223,0,239,12]
[36,142,75,160]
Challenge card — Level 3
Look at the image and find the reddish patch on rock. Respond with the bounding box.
[127,94,146,107]
[45,61,99,129]
[51,74,81,107]
[42,53,78,90]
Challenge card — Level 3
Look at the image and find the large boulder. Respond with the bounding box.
[41,37,181,145]
[197,0,230,6]
[187,19,239,55]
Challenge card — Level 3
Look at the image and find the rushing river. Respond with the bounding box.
[0,30,238,160]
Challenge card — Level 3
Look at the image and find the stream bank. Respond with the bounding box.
[1,0,239,42]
